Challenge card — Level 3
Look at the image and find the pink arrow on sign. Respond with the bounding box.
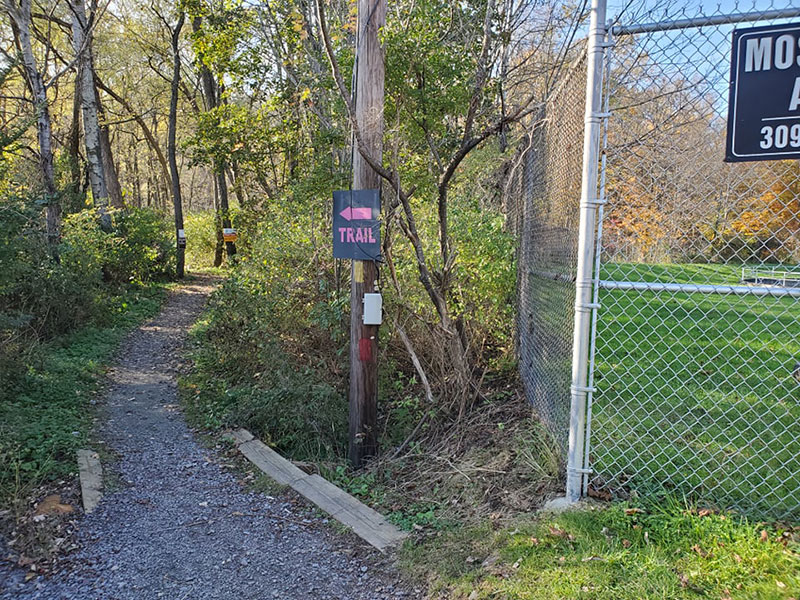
[339,206,373,221]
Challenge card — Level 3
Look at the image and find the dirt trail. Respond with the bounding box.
[1,276,416,600]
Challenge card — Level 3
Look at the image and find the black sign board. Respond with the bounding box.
[332,189,381,260]
[726,22,800,161]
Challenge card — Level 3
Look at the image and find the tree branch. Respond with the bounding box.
[94,74,170,186]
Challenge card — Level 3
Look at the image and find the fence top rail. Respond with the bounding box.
[610,7,800,36]
[598,279,800,298]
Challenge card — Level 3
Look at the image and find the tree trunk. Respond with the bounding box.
[69,0,110,229]
[95,85,123,208]
[6,0,60,252]
[193,15,236,259]
[68,73,82,202]
[129,136,142,207]
[212,177,224,267]
[169,13,186,277]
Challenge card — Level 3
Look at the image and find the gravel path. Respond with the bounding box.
[1,277,418,600]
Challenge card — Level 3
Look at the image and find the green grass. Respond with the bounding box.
[600,262,746,285]
[591,263,800,520]
[401,499,800,599]
[0,283,168,507]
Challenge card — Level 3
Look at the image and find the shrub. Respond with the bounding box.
[184,210,220,269]
[1,203,176,392]
[61,208,175,284]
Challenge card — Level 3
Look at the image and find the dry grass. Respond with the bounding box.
[366,391,564,528]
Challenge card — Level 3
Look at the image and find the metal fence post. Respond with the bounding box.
[566,0,607,503]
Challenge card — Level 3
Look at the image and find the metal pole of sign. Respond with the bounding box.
[566,0,608,504]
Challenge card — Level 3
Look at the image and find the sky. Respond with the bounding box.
[607,0,800,26]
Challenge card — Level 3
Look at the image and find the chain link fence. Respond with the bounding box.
[507,50,586,449]
[510,1,800,520]
[588,2,800,520]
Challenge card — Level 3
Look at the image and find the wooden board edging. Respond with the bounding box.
[77,449,103,513]
[230,428,407,552]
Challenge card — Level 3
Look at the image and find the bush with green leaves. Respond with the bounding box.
[1,201,177,388]
[184,210,221,269]
[60,207,175,284]
[182,225,349,460]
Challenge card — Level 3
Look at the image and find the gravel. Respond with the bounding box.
[1,277,420,600]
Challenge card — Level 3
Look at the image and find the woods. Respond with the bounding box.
[1,0,800,597]
[2,0,799,477]
[3,0,798,479]
[0,0,586,458]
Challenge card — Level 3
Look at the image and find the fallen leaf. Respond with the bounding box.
[33,495,73,517]
[622,539,631,548]
[581,555,605,562]
[587,485,612,501]
[760,530,769,543]
[547,526,574,541]
[529,537,540,545]
[24,572,36,582]
[698,508,713,517]
[481,552,500,569]
[17,555,34,567]
[625,508,644,516]
[777,581,786,589]
[733,553,742,563]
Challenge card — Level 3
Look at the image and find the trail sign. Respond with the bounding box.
[333,189,381,260]
[726,22,800,162]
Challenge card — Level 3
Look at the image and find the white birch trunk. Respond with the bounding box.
[69,0,110,227]
[4,0,61,249]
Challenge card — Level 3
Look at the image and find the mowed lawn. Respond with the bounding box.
[591,263,800,520]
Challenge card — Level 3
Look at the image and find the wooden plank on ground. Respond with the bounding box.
[236,439,309,486]
[231,429,254,444]
[77,450,102,513]
[232,428,407,552]
[293,475,407,551]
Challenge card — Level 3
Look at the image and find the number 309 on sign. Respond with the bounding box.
[760,123,800,149]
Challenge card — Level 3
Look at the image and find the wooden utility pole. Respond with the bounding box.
[349,0,386,467]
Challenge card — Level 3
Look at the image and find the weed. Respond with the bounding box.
[250,473,288,497]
